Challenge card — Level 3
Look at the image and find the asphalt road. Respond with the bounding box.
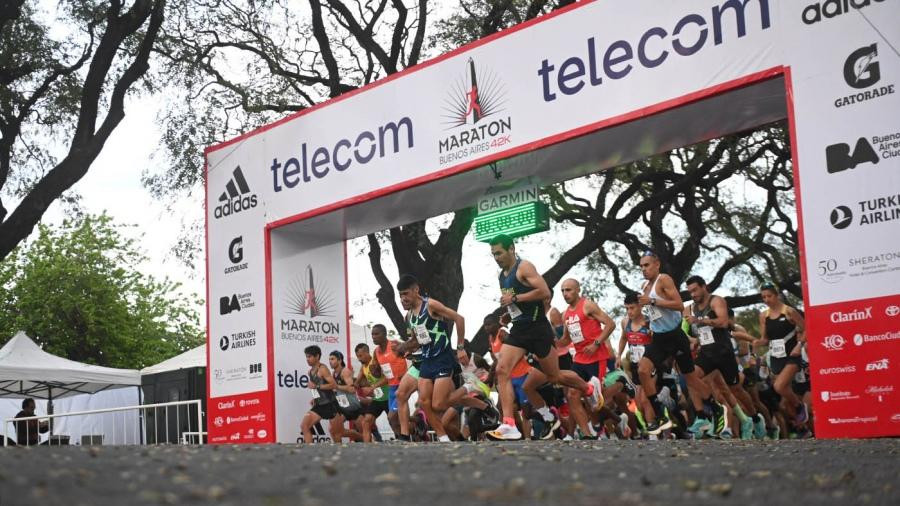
[0,439,897,505]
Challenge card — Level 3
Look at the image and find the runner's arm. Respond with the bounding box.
[617,320,628,362]
[508,260,552,304]
[585,300,615,343]
[319,366,338,391]
[429,298,466,346]
[338,368,356,393]
[655,275,687,311]
[702,296,730,329]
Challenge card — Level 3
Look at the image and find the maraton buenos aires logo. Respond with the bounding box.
[214,166,258,219]
[438,58,512,167]
[280,265,341,342]
[286,265,335,319]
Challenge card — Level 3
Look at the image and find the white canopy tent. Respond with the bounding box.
[140,345,205,376]
[0,332,140,400]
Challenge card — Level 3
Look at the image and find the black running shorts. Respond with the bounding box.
[695,348,740,386]
[506,318,555,358]
[642,327,695,374]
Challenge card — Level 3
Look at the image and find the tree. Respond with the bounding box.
[0,214,203,369]
[0,0,166,261]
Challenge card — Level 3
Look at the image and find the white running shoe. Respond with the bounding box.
[585,376,604,409]
[486,423,523,441]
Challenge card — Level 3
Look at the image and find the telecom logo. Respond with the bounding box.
[225,236,248,275]
[219,292,255,315]
[438,58,512,166]
[214,166,258,220]
[801,0,885,25]
[835,43,895,108]
[821,334,846,351]
[865,358,889,371]
[829,206,852,229]
[887,305,900,317]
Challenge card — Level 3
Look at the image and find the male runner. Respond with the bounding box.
[354,343,387,443]
[558,278,615,438]
[485,313,532,437]
[636,251,724,436]
[393,274,465,442]
[370,324,409,439]
[486,235,600,441]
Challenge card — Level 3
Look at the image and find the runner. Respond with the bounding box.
[616,292,654,436]
[726,309,768,439]
[754,282,809,431]
[393,274,466,443]
[329,351,363,442]
[370,324,408,438]
[485,313,532,438]
[300,345,338,444]
[635,251,723,436]
[558,278,615,439]
[354,343,388,443]
[683,275,748,439]
[485,234,601,441]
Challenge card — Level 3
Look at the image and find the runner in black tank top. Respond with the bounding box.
[756,282,809,430]
[300,345,338,444]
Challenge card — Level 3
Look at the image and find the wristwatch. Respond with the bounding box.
[593,339,602,346]
[650,297,657,306]
[512,294,518,303]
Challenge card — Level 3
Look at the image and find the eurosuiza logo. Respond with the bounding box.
[438,58,512,166]
[214,166,258,220]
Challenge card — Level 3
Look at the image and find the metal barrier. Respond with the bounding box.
[3,400,204,447]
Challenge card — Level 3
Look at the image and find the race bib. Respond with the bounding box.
[336,394,350,408]
[643,305,663,321]
[567,322,585,343]
[310,389,320,399]
[373,387,384,398]
[698,326,715,346]
[415,324,432,345]
[507,303,523,319]
[381,363,394,380]
[630,345,645,363]
[770,338,787,358]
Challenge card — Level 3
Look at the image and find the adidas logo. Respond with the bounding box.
[214,166,258,219]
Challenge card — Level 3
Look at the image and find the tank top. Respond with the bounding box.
[309,365,335,405]
[363,361,389,401]
[564,298,609,364]
[642,275,683,333]
[490,329,531,378]
[764,305,797,360]
[374,343,407,386]
[498,259,544,323]
[407,297,451,359]
[624,318,652,363]
[690,297,733,352]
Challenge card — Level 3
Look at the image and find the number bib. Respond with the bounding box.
[310,389,320,400]
[336,394,350,408]
[643,305,663,321]
[415,324,432,345]
[373,387,384,398]
[770,338,787,358]
[381,363,394,380]
[567,322,585,344]
[507,303,523,319]
[630,345,645,363]
[698,326,715,346]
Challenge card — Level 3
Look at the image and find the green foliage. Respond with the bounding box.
[0,214,203,369]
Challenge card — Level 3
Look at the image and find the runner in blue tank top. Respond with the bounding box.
[393,274,466,442]
[636,250,723,437]
[485,234,602,441]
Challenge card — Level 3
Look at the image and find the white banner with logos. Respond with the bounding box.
[270,234,348,443]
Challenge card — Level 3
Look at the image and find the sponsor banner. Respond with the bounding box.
[270,235,348,443]
[806,293,900,438]
[207,390,274,444]
[206,0,781,226]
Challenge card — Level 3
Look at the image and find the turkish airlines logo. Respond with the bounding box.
[865,358,889,372]
[829,205,852,229]
[821,334,846,351]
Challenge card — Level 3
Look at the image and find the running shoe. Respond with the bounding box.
[647,414,673,436]
[753,414,767,440]
[740,416,754,440]
[619,413,632,439]
[585,376,604,409]
[537,411,561,440]
[794,403,809,425]
[712,401,729,436]
[479,404,501,431]
[718,427,733,440]
[486,423,522,441]
[687,417,713,439]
